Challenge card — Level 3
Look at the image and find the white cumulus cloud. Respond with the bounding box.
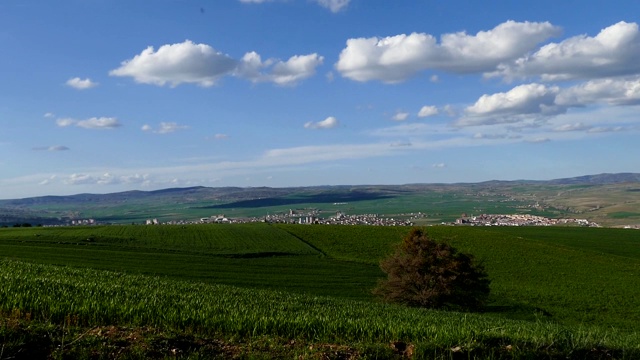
[110,40,237,87]
[269,54,324,85]
[66,77,98,89]
[418,105,438,118]
[304,116,339,129]
[335,20,560,83]
[111,40,322,87]
[238,52,324,86]
[392,111,410,121]
[456,83,563,127]
[556,77,640,106]
[56,118,76,127]
[492,21,640,81]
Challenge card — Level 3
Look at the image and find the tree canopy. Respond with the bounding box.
[373,228,490,310]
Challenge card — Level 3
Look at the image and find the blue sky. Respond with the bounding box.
[1,0,640,199]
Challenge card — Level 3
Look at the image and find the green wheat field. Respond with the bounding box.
[1,223,640,358]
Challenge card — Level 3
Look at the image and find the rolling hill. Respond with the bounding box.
[1,173,639,227]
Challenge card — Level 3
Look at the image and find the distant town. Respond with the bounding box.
[12,202,627,229]
[34,209,613,228]
[455,214,600,227]
[68,210,606,228]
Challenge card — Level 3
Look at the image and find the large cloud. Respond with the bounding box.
[111,40,322,87]
[110,40,237,87]
[556,77,640,106]
[335,20,560,83]
[465,83,562,117]
[456,84,563,127]
[456,77,640,127]
[491,21,640,81]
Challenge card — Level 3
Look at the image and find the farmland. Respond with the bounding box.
[3,174,640,228]
[1,223,640,358]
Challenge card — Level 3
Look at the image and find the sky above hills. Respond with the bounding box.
[1,0,640,199]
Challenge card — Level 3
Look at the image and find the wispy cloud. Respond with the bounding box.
[238,0,351,12]
[207,133,229,140]
[315,0,350,12]
[64,173,150,186]
[304,116,339,129]
[56,117,121,130]
[32,145,70,151]
[142,122,189,134]
[553,122,592,132]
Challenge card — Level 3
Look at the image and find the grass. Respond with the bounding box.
[2,259,640,359]
[0,242,380,301]
[276,224,640,330]
[2,223,640,358]
[0,223,318,256]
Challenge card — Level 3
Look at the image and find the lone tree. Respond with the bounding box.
[373,228,490,310]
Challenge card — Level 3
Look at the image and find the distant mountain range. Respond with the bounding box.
[1,173,639,225]
[3,173,639,205]
[544,173,640,185]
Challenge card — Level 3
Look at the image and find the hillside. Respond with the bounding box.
[1,173,640,227]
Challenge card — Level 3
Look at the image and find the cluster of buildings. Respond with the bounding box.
[319,212,413,226]
[173,209,413,226]
[70,219,96,226]
[257,209,412,226]
[455,214,599,227]
[198,215,230,223]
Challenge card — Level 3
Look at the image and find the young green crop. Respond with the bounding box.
[277,224,640,330]
[0,223,317,256]
[2,259,639,359]
[3,223,640,331]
